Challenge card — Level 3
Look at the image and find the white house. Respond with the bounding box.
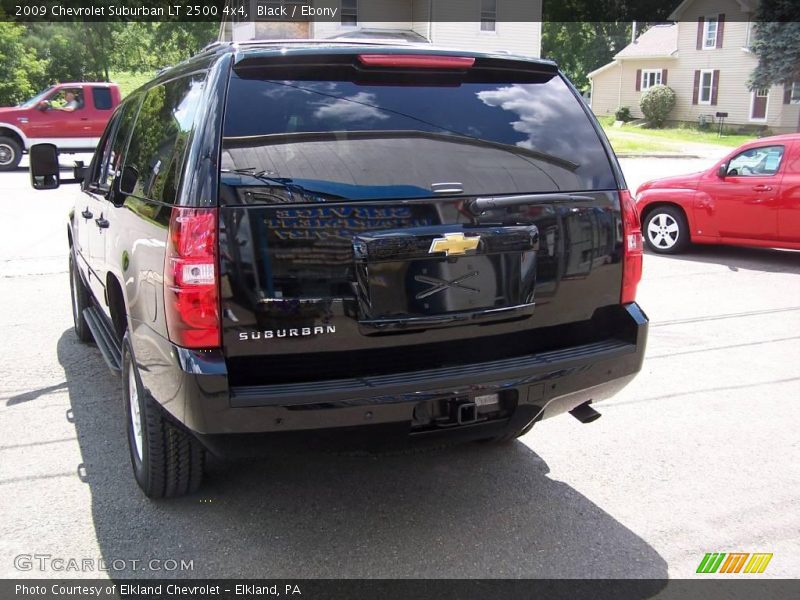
[219,0,542,57]
[588,0,800,132]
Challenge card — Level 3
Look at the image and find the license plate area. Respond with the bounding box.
[354,225,538,330]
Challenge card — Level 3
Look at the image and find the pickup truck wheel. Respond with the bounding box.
[69,253,93,343]
[0,137,22,171]
[123,335,205,498]
[643,207,689,254]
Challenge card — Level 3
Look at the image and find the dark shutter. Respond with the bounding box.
[784,83,793,104]
[711,70,720,105]
[692,70,700,104]
[716,14,725,48]
[662,69,668,85]
[635,69,642,91]
[696,17,704,50]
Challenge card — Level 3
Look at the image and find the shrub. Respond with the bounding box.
[639,85,676,128]
[614,106,633,122]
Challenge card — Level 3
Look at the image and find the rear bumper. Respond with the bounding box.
[134,304,647,452]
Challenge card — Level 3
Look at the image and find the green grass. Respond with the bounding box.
[108,70,154,97]
[621,124,755,148]
[597,117,757,155]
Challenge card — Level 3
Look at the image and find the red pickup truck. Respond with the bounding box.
[0,82,121,170]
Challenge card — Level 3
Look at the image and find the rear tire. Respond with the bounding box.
[69,253,93,343]
[0,136,22,171]
[123,334,205,498]
[643,206,689,254]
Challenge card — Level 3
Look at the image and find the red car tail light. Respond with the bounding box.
[357,54,476,69]
[164,207,220,349]
[620,190,643,304]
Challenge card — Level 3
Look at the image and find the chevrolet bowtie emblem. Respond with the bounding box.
[428,233,481,257]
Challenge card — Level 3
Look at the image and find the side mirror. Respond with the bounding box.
[717,163,727,178]
[29,144,60,190]
[110,165,138,206]
[73,160,87,184]
[37,100,50,111]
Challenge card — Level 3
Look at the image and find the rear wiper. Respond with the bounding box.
[468,193,594,214]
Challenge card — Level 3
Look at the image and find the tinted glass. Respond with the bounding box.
[100,98,142,189]
[93,87,113,110]
[124,73,206,204]
[222,65,615,204]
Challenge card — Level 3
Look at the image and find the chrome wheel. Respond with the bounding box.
[646,212,680,250]
[0,143,14,167]
[128,362,143,461]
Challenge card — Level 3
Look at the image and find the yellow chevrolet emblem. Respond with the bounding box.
[428,233,481,257]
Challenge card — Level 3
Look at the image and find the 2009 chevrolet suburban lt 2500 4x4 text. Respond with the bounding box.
[29,42,648,498]
[0,82,121,170]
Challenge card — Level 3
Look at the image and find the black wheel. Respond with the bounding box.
[0,136,22,171]
[69,253,93,343]
[123,334,205,498]
[643,206,689,254]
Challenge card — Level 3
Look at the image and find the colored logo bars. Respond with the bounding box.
[696,552,773,574]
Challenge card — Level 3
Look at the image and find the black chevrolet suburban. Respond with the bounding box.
[30,42,647,498]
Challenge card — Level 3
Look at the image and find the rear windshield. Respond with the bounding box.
[221,62,616,204]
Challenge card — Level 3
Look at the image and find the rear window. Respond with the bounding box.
[92,87,113,110]
[221,61,616,204]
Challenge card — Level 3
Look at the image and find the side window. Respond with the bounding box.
[48,87,84,112]
[727,145,785,177]
[93,88,114,110]
[123,73,206,204]
[101,98,142,189]
[86,116,119,191]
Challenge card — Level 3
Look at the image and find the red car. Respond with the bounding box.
[636,133,800,253]
[0,82,121,171]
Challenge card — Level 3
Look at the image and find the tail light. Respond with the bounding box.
[619,190,643,304]
[357,54,475,69]
[164,207,220,349]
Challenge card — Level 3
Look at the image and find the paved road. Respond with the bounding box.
[1,157,798,580]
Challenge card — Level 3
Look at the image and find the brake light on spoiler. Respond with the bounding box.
[357,54,475,69]
[619,190,643,304]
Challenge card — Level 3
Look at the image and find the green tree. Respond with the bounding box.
[639,85,676,128]
[0,22,47,105]
[542,22,632,91]
[749,0,800,89]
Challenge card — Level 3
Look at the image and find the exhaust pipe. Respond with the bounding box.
[569,402,601,424]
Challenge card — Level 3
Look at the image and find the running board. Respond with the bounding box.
[82,307,122,374]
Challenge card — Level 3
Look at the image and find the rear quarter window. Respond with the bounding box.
[221,61,616,204]
[92,87,113,110]
[123,73,206,204]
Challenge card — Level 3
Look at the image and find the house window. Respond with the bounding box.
[341,0,357,26]
[699,70,714,104]
[481,0,497,32]
[792,82,800,105]
[703,16,718,49]
[641,70,662,90]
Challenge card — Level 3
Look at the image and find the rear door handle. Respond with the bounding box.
[81,208,93,219]
[95,216,110,229]
[752,185,773,192]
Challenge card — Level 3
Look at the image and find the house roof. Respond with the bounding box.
[614,24,678,59]
[668,0,758,21]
